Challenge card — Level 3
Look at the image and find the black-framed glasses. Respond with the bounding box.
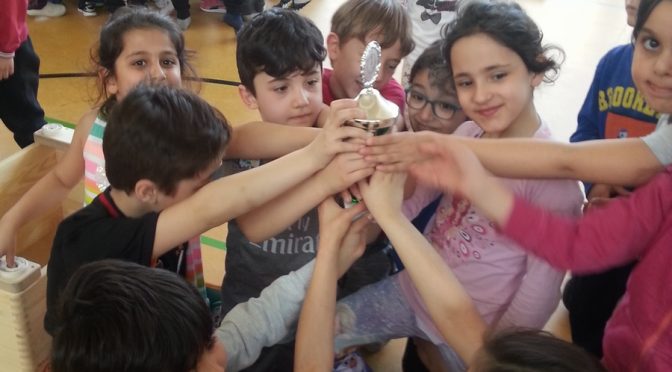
[405,88,461,121]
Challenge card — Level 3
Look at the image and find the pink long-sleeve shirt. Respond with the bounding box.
[0,0,28,58]
[503,167,672,372]
[400,121,584,344]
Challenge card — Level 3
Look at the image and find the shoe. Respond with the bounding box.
[27,2,66,17]
[77,2,97,16]
[176,16,191,30]
[274,0,310,10]
[222,13,243,33]
[200,0,227,13]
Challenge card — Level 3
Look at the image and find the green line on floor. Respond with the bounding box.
[201,235,227,251]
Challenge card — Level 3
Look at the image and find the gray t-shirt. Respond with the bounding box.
[642,114,672,166]
[219,159,318,315]
[217,159,392,318]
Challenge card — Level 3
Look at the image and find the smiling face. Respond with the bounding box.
[631,0,672,114]
[105,28,182,101]
[239,64,323,127]
[327,33,402,99]
[450,33,542,138]
[407,69,466,134]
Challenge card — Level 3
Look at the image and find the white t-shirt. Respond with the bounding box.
[401,0,457,85]
[642,114,672,165]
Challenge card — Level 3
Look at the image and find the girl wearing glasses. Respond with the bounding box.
[404,40,467,134]
[333,2,585,370]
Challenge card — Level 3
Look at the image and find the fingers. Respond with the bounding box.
[613,186,631,196]
[348,183,362,200]
[374,162,410,172]
[324,100,365,130]
[365,132,403,146]
[5,252,16,268]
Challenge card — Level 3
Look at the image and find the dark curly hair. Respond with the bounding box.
[443,0,564,84]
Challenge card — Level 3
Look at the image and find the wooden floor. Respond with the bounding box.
[0,0,629,370]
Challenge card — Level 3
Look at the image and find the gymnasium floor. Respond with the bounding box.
[0,0,630,370]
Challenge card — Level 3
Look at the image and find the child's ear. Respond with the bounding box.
[100,68,118,96]
[531,72,544,88]
[238,84,258,110]
[134,179,160,205]
[326,32,341,63]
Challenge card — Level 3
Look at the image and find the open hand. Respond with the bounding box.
[317,197,370,277]
[308,99,370,167]
[360,131,443,172]
[317,152,374,197]
[358,171,407,221]
[407,140,488,201]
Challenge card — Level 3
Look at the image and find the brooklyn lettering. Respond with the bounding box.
[598,86,656,116]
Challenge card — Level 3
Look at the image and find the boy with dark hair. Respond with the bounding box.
[45,84,357,337]
[52,198,369,371]
[221,8,378,371]
[325,0,414,129]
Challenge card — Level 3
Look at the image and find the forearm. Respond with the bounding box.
[1,171,79,233]
[376,214,485,364]
[227,122,319,160]
[219,261,314,371]
[237,175,327,242]
[460,137,662,186]
[295,252,338,372]
[156,146,323,254]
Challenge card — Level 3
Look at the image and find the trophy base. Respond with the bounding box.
[345,118,395,136]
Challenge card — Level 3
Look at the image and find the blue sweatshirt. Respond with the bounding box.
[571,44,659,193]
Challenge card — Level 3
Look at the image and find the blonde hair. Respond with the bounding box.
[331,0,414,57]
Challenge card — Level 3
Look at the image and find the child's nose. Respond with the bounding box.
[293,89,310,106]
[419,103,434,121]
[472,83,491,104]
[654,50,672,77]
[149,63,167,82]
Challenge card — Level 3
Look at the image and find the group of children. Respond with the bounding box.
[0,0,671,371]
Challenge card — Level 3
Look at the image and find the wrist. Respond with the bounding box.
[371,209,404,229]
[0,215,19,233]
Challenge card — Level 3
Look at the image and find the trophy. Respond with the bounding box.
[345,41,399,135]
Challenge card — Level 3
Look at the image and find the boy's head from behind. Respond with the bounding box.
[237,8,326,127]
[103,84,230,210]
[50,259,227,372]
[472,329,605,372]
[327,0,414,99]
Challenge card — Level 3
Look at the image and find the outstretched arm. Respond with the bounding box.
[218,260,315,371]
[153,101,369,257]
[227,122,319,160]
[408,140,672,273]
[363,131,662,186]
[295,199,369,372]
[0,110,97,266]
[237,152,374,242]
[236,100,372,242]
[359,171,486,365]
